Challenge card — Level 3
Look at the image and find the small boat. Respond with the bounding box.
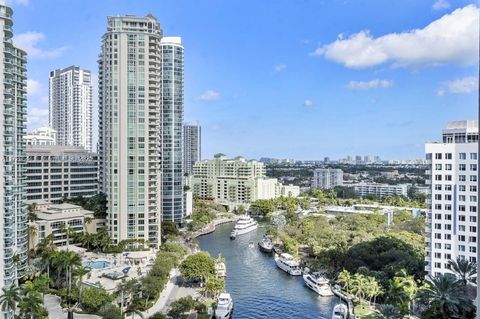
[232,215,258,236]
[215,262,227,278]
[303,272,334,296]
[230,229,237,240]
[258,235,273,253]
[331,303,348,319]
[274,253,302,276]
[215,293,233,319]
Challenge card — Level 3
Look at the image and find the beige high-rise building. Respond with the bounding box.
[98,15,163,247]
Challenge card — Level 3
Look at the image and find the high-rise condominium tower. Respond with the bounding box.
[183,122,201,177]
[0,2,28,303]
[160,37,184,223]
[49,65,93,151]
[98,15,163,246]
[425,121,478,277]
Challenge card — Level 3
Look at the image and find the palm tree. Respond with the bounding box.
[418,274,473,319]
[337,269,353,294]
[374,304,402,319]
[27,203,38,222]
[18,290,44,319]
[126,300,145,319]
[448,257,477,286]
[0,285,21,317]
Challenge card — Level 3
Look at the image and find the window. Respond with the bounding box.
[459,153,467,160]
[459,164,466,171]
[470,153,477,160]
[446,153,453,160]
[470,164,477,171]
[435,153,442,160]
[435,164,442,170]
[470,175,477,182]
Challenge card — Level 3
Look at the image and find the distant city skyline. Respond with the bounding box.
[11,0,478,160]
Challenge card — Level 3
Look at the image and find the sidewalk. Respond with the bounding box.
[141,268,179,318]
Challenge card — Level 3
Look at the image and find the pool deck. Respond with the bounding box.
[82,249,157,292]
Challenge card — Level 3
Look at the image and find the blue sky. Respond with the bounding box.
[9,0,478,160]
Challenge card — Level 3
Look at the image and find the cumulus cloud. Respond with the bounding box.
[346,79,393,90]
[27,79,42,96]
[437,76,478,96]
[312,5,479,68]
[303,99,314,107]
[13,32,68,59]
[6,0,29,6]
[197,90,221,101]
[433,0,450,10]
[274,64,287,72]
[27,107,49,127]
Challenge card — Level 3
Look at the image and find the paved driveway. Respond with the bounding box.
[44,294,101,319]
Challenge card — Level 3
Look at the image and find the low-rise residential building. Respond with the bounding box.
[190,154,300,209]
[24,127,57,146]
[351,182,409,197]
[312,168,343,189]
[28,201,106,249]
[26,145,98,203]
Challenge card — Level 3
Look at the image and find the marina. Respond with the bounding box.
[198,222,341,319]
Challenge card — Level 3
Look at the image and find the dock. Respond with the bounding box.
[193,217,238,238]
[332,288,357,319]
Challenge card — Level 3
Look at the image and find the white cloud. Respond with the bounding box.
[433,0,450,10]
[303,99,314,107]
[346,79,393,90]
[312,5,479,68]
[274,64,287,72]
[6,0,29,6]
[437,76,478,96]
[27,79,42,96]
[197,90,221,101]
[13,31,67,59]
[27,107,49,127]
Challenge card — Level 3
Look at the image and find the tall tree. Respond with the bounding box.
[448,257,477,286]
[0,285,21,317]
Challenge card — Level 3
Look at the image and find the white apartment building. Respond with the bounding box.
[160,37,184,223]
[0,3,28,304]
[49,65,93,151]
[425,120,478,276]
[25,145,98,203]
[312,168,344,189]
[183,122,201,176]
[28,201,106,250]
[352,182,409,197]
[190,154,300,209]
[24,127,57,146]
[98,15,163,247]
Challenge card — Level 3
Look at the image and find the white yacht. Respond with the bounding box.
[230,215,258,239]
[274,253,302,276]
[258,235,273,253]
[215,293,233,319]
[331,303,348,319]
[303,272,334,296]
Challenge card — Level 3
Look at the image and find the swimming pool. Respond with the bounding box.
[83,260,110,269]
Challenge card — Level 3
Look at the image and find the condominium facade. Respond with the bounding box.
[49,65,93,151]
[352,182,409,197]
[0,2,28,300]
[183,122,201,176]
[190,154,300,209]
[425,120,479,276]
[25,145,98,203]
[160,37,184,223]
[24,126,57,146]
[98,15,163,247]
[312,168,343,189]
